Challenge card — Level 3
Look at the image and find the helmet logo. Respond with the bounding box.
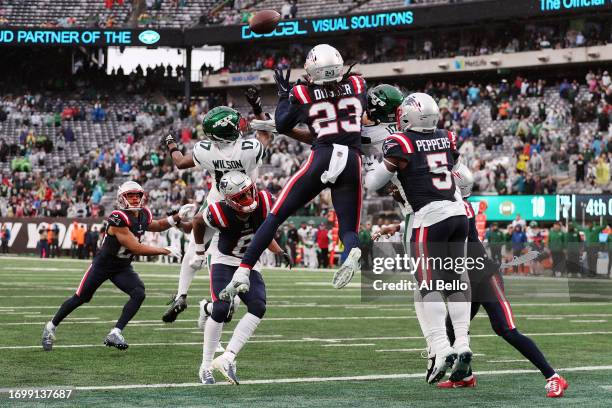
[213,116,235,128]
[405,97,422,111]
[370,93,386,107]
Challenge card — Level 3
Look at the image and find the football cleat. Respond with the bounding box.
[422,348,436,383]
[427,347,457,384]
[104,331,128,350]
[41,322,56,351]
[199,365,216,385]
[212,353,239,385]
[162,294,187,323]
[449,346,473,382]
[332,247,361,289]
[545,374,568,398]
[198,299,225,352]
[437,375,477,389]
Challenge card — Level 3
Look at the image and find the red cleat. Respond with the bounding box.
[437,375,477,389]
[546,374,568,398]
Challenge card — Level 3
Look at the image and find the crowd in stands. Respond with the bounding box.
[216,16,608,74]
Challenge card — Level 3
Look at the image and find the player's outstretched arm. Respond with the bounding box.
[365,158,399,191]
[148,204,196,232]
[111,226,175,257]
[163,134,196,169]
[286,127,314,144]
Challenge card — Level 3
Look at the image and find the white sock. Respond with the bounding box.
[202,318,224,370]
[226,313,261,357]
[177,260,199,297]
[447,292,471,350]
[46,321,56,331]
[111,327,121,335]
[205,302,213,315]
[413,290,433,352]
[421,292,451,355]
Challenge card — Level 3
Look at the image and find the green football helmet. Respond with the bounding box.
[367,84,404,124]
[202,106,242,142]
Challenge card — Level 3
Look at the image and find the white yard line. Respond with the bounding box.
[2,331,612,350]
[569,320,607,323]
[1,365,610,392]
[375,348,425,352]
[322,343,376,347]
[486,359,528,363]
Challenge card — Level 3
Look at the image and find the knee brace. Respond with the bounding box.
[210,300,231,323]
[247,299,266,319]
[129,286,146,303]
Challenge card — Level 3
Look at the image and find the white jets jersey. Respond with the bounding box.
[192,138,265,205]
[362,122,412,216]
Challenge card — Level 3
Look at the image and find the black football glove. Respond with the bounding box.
[274,68,291,98]
[244,86,263,115]
[163,134,177,149]
[281,251,293,269]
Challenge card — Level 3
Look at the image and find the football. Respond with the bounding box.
[249,9,281,34]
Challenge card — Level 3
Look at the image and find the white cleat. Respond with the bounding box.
[212,353,239,385]
[199,364,215,385]
[427,346,457,384]
[450,345,473,382]
[41,322,56,351]
[332,247,361,289]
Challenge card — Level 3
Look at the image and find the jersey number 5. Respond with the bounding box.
[426,153,452,190]
[308,97,363,137]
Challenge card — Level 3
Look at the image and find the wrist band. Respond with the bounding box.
[166,216,177,226]
[195,244,206,252]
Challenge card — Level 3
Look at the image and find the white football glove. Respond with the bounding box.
[189,253,207,270]
[164,246,182,260]
[219,268,250,301]
[251,119,277,133]
[178,203,197,223]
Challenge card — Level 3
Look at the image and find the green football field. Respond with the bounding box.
[0,256,611,407]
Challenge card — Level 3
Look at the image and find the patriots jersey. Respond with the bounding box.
[193,138,265,203]
[382,129,461,213]
[275,75,367,150]
[98,208,152,264]
[204,190,274,269]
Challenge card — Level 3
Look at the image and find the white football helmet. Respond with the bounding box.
[304,44,344,85]
[452,163,474,198]
[117,181,145,210]
[396,93,440,133]
[219,171,258,213]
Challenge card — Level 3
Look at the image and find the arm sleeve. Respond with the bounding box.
[365,160,395,192]
[275,95,304,134]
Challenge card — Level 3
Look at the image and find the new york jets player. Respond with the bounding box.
[162,100,272,323]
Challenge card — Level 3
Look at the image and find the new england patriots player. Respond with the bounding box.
[41,182,189,351]
[439,169,569,398]
[191,171,290,385]
[162,100,272,323]
[223,44,367,298]
[365,93,471,384]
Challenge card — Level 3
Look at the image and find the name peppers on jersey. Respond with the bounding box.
[204,190,274,268]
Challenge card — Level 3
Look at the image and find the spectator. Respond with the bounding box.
[0,224,10,253]
[280,1,291,19]
[510,225,527,273]
[316,223,330,268]
[359,222,374,270]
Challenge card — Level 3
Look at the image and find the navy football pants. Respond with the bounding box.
[209,263,266,322]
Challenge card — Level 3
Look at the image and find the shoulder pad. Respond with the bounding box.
[193,140,213,167]
[383,133,414,156]
[347,75,366,95]
[108,210,131,227]
[206,202,229,229]
[258,190,274,217]
[290,84,313,105]
[143,207,153,225]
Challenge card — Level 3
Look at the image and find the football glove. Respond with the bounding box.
[163,134,177,149]
[281,251,293,269]
[164,246,182,260]
[189,253,207,270]
[250,119,277,133]
[219,268,250,300]
[244,86,263,115]
[178,203,197,223]
[274,68,291,98]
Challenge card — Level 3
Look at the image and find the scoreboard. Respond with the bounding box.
[467,195,612,222]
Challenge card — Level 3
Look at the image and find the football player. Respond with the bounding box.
[194,171,290,384]
[365,93,471,384]
[439,167,569,398]
[41,181,190,351]
[162,94,272,323]
[222,44,367,298]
